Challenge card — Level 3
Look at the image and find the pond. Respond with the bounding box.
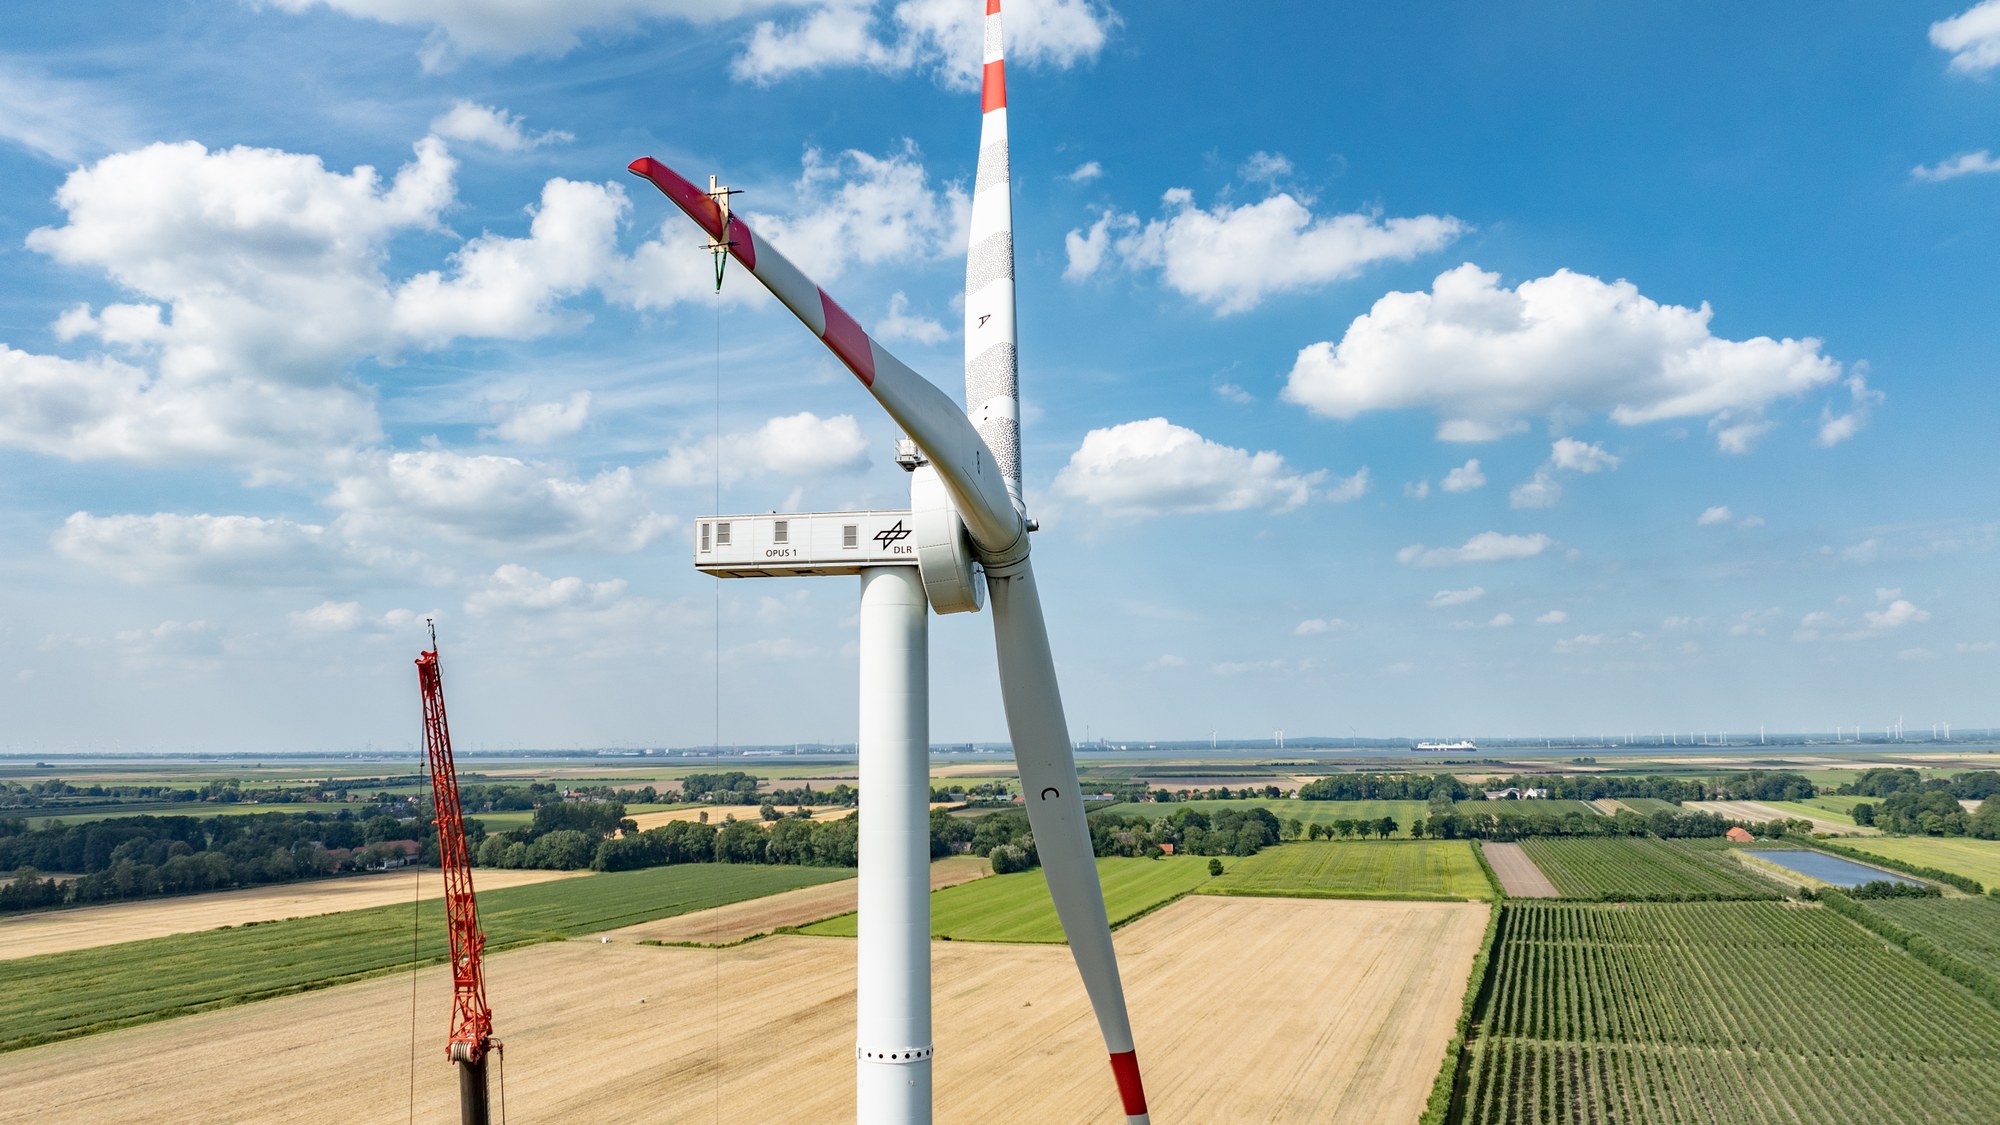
[1745,849,1922,888]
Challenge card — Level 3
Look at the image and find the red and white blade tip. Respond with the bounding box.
[1112,1049,1148,1120]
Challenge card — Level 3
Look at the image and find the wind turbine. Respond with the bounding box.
[628,4,1151,1122]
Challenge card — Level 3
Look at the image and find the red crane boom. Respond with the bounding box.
[417,629,498,1125]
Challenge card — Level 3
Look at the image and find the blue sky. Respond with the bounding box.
[1,1,1996,752]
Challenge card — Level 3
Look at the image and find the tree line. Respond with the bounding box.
[1837,769,2000,837]
[0,809,455,912]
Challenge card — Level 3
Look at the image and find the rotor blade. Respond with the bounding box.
[965,0,1021,517]
[989,560,1150,1125]
[627,157,1026,567]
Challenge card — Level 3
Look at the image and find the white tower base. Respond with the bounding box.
[855,566,932,1123]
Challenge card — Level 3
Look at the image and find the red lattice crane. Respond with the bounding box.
[417,624,499,1125]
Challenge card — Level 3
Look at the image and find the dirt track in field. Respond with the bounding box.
[0,869,585,961]
[603,855,989,945]
[0,895,1486,1124]
[1481,841,1558,897]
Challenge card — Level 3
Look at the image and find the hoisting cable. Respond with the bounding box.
[708,173,729,1123]
[408,751,425,1124]
[495,1042,508,1124]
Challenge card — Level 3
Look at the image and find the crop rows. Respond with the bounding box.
[1454,901,2000,1124]
[1517,837,1782,900]
[1869,894,2000,968]
[1461,1041,2000,1125]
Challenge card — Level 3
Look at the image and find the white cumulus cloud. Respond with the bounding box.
[485,392,591,444]
[1066,161,1104,184]
[1397,531,1553,567]
[1052,418,1334,517]
[1440,459,1485,493]
[1932,1,2000,75]
[429,100,572,151]
[746,141,967,283]
[734,0,1117,88]
[1862,599,1932,632]
[876,291,948,345]
[1911,149,2000,181]
[1063,189,1463,314]
[329,451,673,552]
[1549,437,1620,473]
[1509,471,1562,510]
[52,512,342,585]
[1429,586,1486,608]
[1294,617,1351,636]
[465,564,628,615]
[650,411,872,488]
[1282,264,1846,451]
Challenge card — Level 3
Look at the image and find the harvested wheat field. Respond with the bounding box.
[0,869,585,962]
[1480,842,1558,898]
[605,855,989,945]
[0,894,1484,1124]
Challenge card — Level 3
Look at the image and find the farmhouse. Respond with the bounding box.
[1724,826,1755,843]
[1482,787,1551,801]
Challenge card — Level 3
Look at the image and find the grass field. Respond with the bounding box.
[1516,836,1785,900]
[1834,836,2000,888]
[1800,793,1877,815]
[1611,797,1680,814]
[1096,798,1430,833]
[1200,841,1495,901]
[1763,798,1857,825]
[1454,799,1603,818]
[1453,900,2000,1124]
[10,801,341,825]
[799,856,1213,942]
[0,862,849,1052]
[0,896,1489,1125]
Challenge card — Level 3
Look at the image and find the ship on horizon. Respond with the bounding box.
[1413,740,1478,752]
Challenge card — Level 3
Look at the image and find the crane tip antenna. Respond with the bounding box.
[426,617,437,651]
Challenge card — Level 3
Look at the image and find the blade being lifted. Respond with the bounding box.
[630,14,1148,1120]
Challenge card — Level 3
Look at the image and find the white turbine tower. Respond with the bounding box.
[629,5,1151,1122]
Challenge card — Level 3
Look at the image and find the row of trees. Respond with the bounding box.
[1298,773,1471,802]
[0,809,455,912]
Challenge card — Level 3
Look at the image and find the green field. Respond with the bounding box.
[1762,798,1858,825]
[1454,799,1604,818]
[1801,793,1877,815]
[1516,836,1785,900]
[1200,840,1494,901]
[1453,901,2000,1124]
[0,862,849,1053]
[10,802,352,826]
[1834,836,2000,888]
[799,856,1213,943]
[1096,798,1428,833]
